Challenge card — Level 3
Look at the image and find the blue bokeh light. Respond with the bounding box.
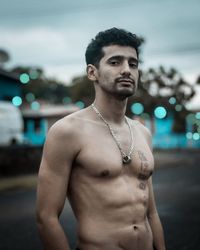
[154,106,167,119]
[186,132,193,140]
[31,101,40,110]
[169,97,176,105]
[131,103,144,115]
[193,133,200,141]
[12,96,22,106]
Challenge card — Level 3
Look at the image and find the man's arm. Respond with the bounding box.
[137,121,166,250]
[36,118,79,250]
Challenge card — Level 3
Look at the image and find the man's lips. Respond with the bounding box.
[116,78,135,84]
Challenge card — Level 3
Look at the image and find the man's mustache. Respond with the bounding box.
[115,77,135,84]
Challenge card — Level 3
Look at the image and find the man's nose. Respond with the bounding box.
[120,61,131,76]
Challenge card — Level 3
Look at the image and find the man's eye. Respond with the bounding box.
[110,61,119,65]
[129,63,138,68]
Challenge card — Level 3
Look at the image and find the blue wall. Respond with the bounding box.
[24,119,48,145]
[0,80,22,100]
[151,115,200,148]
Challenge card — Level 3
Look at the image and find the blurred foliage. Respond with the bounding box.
[0,49,10,67]
[67,66,197,133]
[10,65,199,133]
[68,75,95,105]
[11,67,71,104]
[3,41,198,134]
[128,66,196,133]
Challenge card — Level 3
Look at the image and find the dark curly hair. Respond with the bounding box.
[85,27,142,67]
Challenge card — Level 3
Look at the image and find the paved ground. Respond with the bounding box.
[0,150,200,250]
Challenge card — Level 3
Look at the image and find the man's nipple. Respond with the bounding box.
[100,170,110,177]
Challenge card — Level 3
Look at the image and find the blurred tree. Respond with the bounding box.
[0,49,10,68]
[69,75,95,106]
[11,66,70,104]
[196,75,200,85]
[68,66,196,133]
[128,66,196,132]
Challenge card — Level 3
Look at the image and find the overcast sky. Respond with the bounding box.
[0,0,200,108]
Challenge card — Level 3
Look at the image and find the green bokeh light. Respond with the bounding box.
[175,104,182,112]
[75,101,85,109]
[20,73,30,84]
[29,69,39,80]
[63,97,72,104]
[186,113,196,123]
[25,93,35,103]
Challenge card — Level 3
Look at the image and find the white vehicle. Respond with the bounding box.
[0,101,23,145]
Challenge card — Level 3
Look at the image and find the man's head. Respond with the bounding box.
[85,27,141,68]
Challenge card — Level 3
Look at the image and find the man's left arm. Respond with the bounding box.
[137,121,166,250]
[147,177,166,250]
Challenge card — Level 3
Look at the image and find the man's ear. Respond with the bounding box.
[86,64,98,82]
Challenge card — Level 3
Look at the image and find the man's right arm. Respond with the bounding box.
[36,118,80,250]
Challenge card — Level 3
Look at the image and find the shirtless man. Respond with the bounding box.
[36,28,166,250]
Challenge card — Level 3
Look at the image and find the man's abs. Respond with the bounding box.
[76,218,153,250]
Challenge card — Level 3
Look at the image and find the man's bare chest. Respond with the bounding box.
[75,123,154,180]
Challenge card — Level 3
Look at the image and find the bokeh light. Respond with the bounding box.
[193,133,200,140]
[131,103,144,115]
[186,132,193,140]
[175,104,182,112]
[12,96,22,106]
[154,106,167,119]
[63,97,72,104]
[25,93,35,103]
[141,113,150,120]
[20,73,30,84]
[75,101,85,109]
[195,112,200,120]
[29,69,39,80]
[169,97,176,105]
[186,113,196,124]
[31,101,40,110]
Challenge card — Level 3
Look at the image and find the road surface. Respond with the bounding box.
[0,161,200,249]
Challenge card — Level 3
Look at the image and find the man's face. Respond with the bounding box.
[95,45,139,99]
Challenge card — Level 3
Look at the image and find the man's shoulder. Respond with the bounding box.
[48,108,89,138]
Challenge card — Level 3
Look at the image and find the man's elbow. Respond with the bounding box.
[147,209,159,221]
[36,209,58,232]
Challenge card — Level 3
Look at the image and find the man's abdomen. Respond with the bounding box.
[76,216,153,250]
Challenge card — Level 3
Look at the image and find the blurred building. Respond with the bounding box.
[0,69,22,101]
[22,104,80,145]
[139,113,200,149]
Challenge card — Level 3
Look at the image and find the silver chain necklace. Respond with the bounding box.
[91,103,134,164]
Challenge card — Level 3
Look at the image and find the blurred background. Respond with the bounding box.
[0,0,200,249]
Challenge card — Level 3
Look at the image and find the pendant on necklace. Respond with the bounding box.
[123,155,131,164]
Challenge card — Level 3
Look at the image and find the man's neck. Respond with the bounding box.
[93,93,127,125]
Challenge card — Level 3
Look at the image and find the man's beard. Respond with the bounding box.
[101,84,136,100]
[114,88,136,100]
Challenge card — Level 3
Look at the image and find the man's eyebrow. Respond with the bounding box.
[107,55,139,63]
